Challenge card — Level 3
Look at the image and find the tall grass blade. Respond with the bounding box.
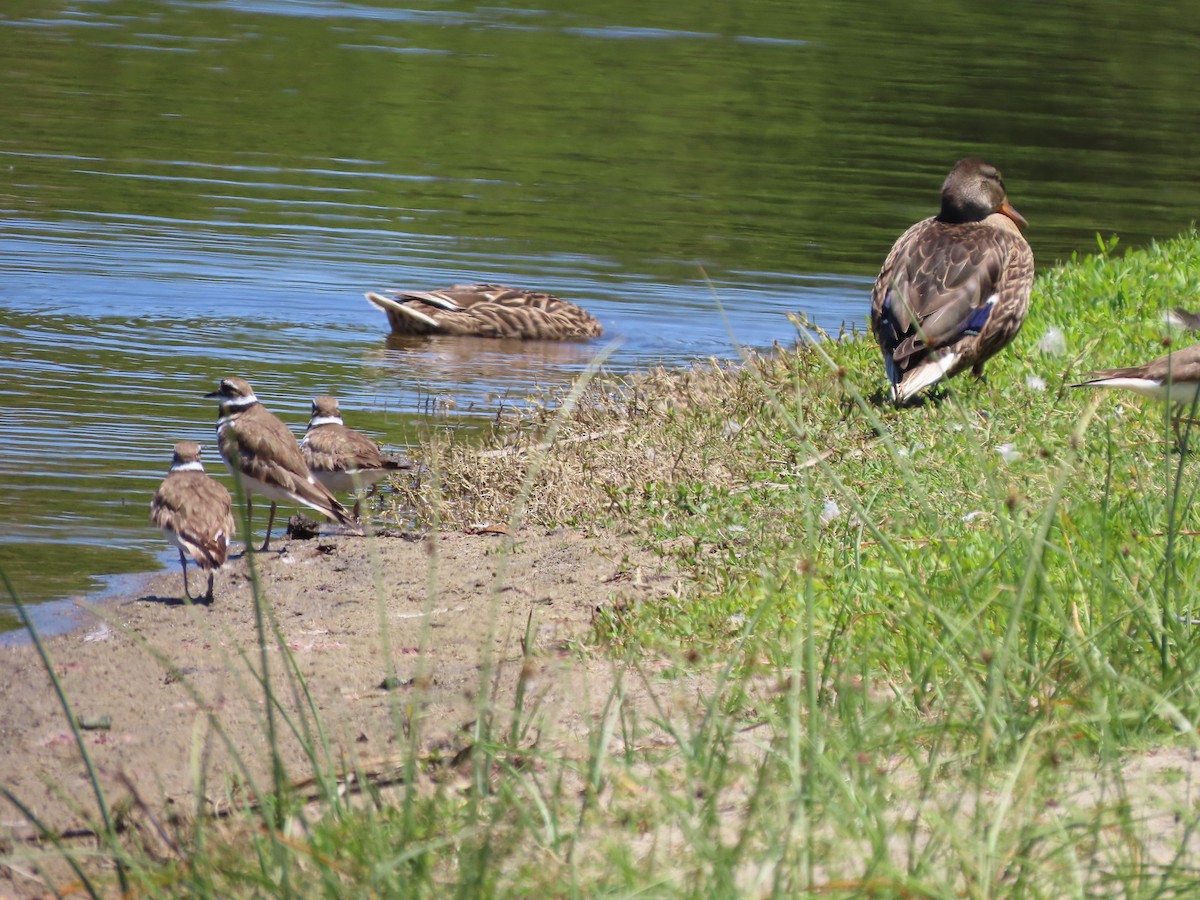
[0,568,129,895]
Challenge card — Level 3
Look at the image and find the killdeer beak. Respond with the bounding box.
[204,388,224,399]
[999,199,1028,231]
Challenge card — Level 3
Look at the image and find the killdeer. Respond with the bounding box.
[1165,308,1200,332]
[1075,342,1200,446]
[150,441,234,604]
[205,376,355,551]
[870,158,1035,405]
[300,396,412,519]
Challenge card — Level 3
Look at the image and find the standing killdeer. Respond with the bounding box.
[870,158,1035,405]
[300,396,411,519]
[205,376,355,551]
[1075,342,1200,446]
[150,441,234,604]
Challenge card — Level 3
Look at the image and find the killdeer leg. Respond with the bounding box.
[204,571,215,604]
[178,549,193,600]
[261,502,278,552]
[1170,413,1196,452]
[1179,415,1197,453]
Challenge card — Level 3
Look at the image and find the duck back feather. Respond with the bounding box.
[366,283,603,341]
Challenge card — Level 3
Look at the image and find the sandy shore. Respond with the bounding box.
[0,526,674,846]
[4,529,1200,895]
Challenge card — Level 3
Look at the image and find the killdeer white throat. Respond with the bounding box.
[150,441,234,603]
[205,376,355,551]
[301,395,411,519]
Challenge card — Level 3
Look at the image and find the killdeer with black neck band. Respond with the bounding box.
[205,376,355,551]
[150,441,234,603]
[301,395,411,519]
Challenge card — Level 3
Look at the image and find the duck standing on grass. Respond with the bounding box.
[150,441,234,604]
[300,395,412,520]
[366,283,603,341]
[870,158,1035,405]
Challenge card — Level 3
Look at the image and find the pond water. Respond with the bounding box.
[3,0,1200,633]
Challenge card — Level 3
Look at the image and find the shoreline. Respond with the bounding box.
[0,526,674,843]
[0,566,163,649]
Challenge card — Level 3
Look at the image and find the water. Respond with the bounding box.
[3,0,1200,631]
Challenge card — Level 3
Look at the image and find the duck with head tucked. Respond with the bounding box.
[366,283,603,341]
[870,158,1035,405]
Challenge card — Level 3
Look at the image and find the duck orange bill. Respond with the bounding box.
[999,199,1028,230]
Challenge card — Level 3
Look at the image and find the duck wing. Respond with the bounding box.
[872,219,1031,372]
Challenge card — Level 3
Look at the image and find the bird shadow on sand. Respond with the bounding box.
[136,593,212,608]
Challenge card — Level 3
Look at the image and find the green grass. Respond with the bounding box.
[10,229,1200,896]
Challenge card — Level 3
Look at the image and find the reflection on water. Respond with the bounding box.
[3,0,1200,631]
[376,333,613,385]
[0,213,856,628]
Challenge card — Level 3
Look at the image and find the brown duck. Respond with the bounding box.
[870,158,1035,404]
[366,283,603,341]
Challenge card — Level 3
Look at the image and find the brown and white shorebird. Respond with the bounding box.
[149,441,234,604]
[205,376,355,551]
[1075,342,1200,445]
[1165,308,1200,332]
[300,396,411,519]
[870,158,1035,405]
[366,283,603,341]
